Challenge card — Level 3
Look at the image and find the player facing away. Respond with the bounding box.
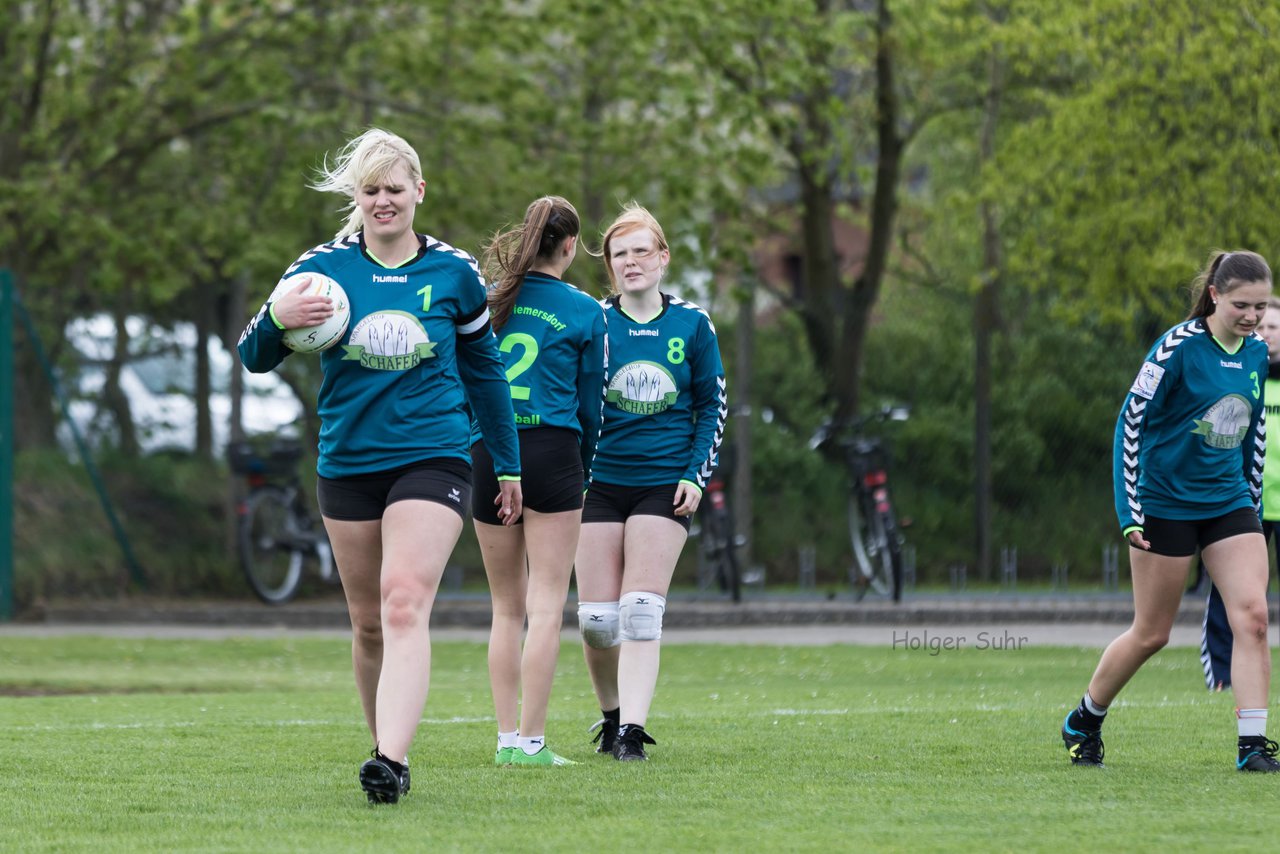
[1062,249,1278,772]
[238,128,522,803]
[574,203,726,761]
[470,196,607,767]
[1199,295,1280,690]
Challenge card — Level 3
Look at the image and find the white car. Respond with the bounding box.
[57,314,304,455]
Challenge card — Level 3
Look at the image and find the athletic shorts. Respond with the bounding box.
[317,457,472,522]
[471,427,583,525]
[1141,507,1263,557]
[582,480,691,532]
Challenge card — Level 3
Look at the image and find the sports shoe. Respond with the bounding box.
[494,746,516,766]
[1238,736,1280,772]
[612,724,657,761]
[359,751,410,804]
[509,746,578,767]
[1061,715,1104,767]
[589,717,619,754]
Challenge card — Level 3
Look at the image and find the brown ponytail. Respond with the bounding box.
[482,196,581,331]
[1187,250,1273,320]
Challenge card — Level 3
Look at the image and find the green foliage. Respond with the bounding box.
[0,635,1261,851]
[13,450,244,605]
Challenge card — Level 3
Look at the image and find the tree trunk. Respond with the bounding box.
[103,301,139,456]
[732,273,755,572]
[194,287,213,460]
[975,45,1004,581]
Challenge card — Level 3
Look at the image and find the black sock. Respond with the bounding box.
[376,751,406,773]
[603,707,620,725]
[1070,697,1106,731]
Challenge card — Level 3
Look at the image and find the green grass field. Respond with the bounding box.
[0,633,1269,852]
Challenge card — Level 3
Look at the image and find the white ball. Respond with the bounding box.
[271,273,351,353]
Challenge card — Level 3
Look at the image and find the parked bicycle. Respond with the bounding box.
[809,405,909,602]
[693,471,743,602]
[227,438,336,605]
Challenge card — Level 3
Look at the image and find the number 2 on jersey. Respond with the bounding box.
[501,333,539,400]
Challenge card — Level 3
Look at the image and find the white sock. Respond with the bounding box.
[1083,692,1108,716]
[498,730,519,749]
[518,735,545,756]
[1238,708,1267,739]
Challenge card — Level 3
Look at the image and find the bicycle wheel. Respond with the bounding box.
[847,494,893,600]
[876,506,905,603]
[238,487,305,605]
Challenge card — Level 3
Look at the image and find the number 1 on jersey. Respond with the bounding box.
[501,333,539,401]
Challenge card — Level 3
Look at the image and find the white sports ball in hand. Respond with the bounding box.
[272,273,351,353]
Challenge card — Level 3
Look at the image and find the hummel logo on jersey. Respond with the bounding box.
[629,328,659,336]
[1221,360,1243,369]
[449,487,461,503]
[372,273,409,283]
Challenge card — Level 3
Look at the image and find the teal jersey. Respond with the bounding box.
[591,293,726,488]
[1263,364,1280,521]
[1113,319,1267,531]
[238,232,520,481]
[472,271,608,485]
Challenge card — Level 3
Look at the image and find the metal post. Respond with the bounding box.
[0,270,13,620]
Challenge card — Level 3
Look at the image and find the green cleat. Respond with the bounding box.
[510,746,578,767]
[494,746,516,766]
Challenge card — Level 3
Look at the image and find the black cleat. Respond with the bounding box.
[1061,714,1104,767]
[589,717,620,754]
[360,751,410,804]
[1238,737,1280,772]
[612,724,657,762]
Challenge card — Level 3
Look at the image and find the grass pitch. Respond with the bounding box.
[0,632,1268,852]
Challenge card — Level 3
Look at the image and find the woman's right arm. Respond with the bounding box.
[1112,332,1182,544]
[237,296,291,374]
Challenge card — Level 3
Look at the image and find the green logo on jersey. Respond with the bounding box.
[606,361,679,415]
[341,310,437,371]
[1191,393,1252,449]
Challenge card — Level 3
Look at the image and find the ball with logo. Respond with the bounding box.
[270,273,351,354]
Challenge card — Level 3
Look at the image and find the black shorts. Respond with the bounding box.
[471,427,584,525]
[582,480,691,532]
[317,458,472,522]
[1141,507,1264,557]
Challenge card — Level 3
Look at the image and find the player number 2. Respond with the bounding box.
[501,333,539,400]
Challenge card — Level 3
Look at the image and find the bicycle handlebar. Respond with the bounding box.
[807,405,910,451]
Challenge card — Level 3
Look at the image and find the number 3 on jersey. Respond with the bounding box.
[501,333,539,401]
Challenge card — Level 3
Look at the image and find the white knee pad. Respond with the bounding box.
[578,601,621,649]
[619,592,666,642]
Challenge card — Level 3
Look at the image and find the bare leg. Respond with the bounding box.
[575,522,624,711]
[474,520,526,735]
[373,500,463,762]
[1086,546,1189,706]
[324,516,384,741]
[1203,532,1271,710]
[617,515,687,727]
[518,508,583,738]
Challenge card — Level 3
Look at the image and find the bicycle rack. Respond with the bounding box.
[1000,547,1018,591]
[797,545,817,590]
[1051,562,1069,591]
[1101,544,1120,592]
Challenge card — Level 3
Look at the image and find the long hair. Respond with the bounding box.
[597,202,669,296]
[482,196,580,331]
[1187,250,1273,320]
[310,129,424,239]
